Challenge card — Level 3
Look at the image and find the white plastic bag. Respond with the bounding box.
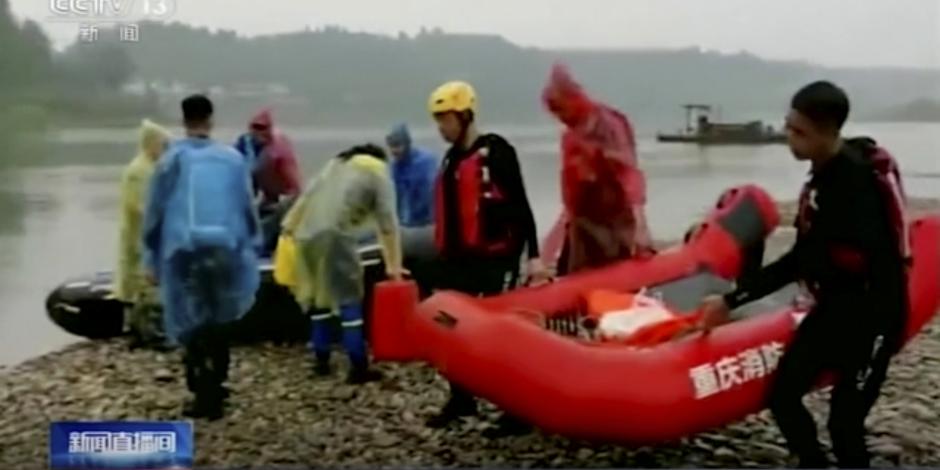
[596,290,676,341]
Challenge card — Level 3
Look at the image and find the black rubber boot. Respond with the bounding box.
[182,377,225,421]
[127,333,146,351]
[796,451,831,469]
[150,341,173,353]
[482,413,533,439]
[313,350,332,377]
[182,395,224,421]
[346,362,383,385]
[426,398,478,428]
[182,352,225,420]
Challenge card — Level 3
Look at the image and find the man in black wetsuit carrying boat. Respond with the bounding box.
[699,81,909,468]
[424,80,551,438]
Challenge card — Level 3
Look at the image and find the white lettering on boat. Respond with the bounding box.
[689,340,785,399]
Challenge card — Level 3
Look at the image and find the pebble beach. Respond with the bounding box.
[2,199,940,469]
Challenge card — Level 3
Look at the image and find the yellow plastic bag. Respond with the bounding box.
[273,235,297,288]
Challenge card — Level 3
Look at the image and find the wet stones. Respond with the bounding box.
[3,322,940,468]
[4,200,940,467]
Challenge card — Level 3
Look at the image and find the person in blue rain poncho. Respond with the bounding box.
[143,95,261,420]
[385,124,439,228]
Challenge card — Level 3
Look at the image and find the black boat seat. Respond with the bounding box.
[644,268,800,319]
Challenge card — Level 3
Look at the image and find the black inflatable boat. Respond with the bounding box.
[46,227,439,344]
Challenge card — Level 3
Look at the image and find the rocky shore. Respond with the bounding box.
[2,200,940,469]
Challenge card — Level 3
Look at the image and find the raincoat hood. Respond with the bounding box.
[387,129,438,227]
[544,63,654,266]
[386,123,412,149]
[238,108,302,202]
[138,119,171,159]
[542,63,594,127]
[249,108,275,140]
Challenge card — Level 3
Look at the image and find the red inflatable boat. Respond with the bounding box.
[371,186,940,444]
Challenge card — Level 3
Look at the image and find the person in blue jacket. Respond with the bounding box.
[386,123,439,228]
[143,94,261,420]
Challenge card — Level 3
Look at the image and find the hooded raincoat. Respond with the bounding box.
[282,152,401,311]
[542,63,653,273]
[115,119,171,302]
[142,137,261,345]
[234,109,302,205]
[386,124,439,228]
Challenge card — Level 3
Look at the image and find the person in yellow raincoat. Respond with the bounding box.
[114,118,171,349]
[282,143,406,384]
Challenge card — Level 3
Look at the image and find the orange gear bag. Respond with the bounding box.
[582,290,701,347]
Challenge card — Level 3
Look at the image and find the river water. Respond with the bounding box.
[1,122,938,366]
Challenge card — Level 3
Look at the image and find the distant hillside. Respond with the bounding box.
[0,0,159,130]
[870,99,940,123]
[93,21,940,127]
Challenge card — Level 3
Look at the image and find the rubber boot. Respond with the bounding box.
[790,445,831,469]
[339,303,382,384]
[182,355,224,421]
[127,334,146,351]
[210,327,231,399]
[310,311,334,377]
[182,390,224,421]
[482,413,533,439]
[313,350,332,377]
[426,383,478,428]
[796,455,830,469]
[347,361,384,385]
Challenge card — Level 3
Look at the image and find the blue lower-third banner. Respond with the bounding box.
[49,421,193,470]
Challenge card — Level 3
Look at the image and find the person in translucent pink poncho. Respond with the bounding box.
[542,63,654,275]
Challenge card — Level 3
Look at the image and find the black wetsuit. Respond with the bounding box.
[431,133,540,432]
[723,139,907,468]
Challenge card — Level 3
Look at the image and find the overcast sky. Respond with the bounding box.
[12,0,940,68]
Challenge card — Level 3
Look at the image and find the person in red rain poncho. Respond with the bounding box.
[234,108,303,255]
[542,63,654,275]
[236,109,302,204]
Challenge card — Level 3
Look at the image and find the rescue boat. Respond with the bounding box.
[45,227,437,343]
[371,186,940,444]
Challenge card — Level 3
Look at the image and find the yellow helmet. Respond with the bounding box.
[428,81,478,115]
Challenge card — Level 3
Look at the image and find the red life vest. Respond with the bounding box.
[796,142,909,276]
[433,147,515,256]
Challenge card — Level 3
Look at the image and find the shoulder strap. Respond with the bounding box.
[870,147,906,198]
[868,146,911,262]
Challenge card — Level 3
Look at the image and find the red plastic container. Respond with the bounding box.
[369,280,420,362]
